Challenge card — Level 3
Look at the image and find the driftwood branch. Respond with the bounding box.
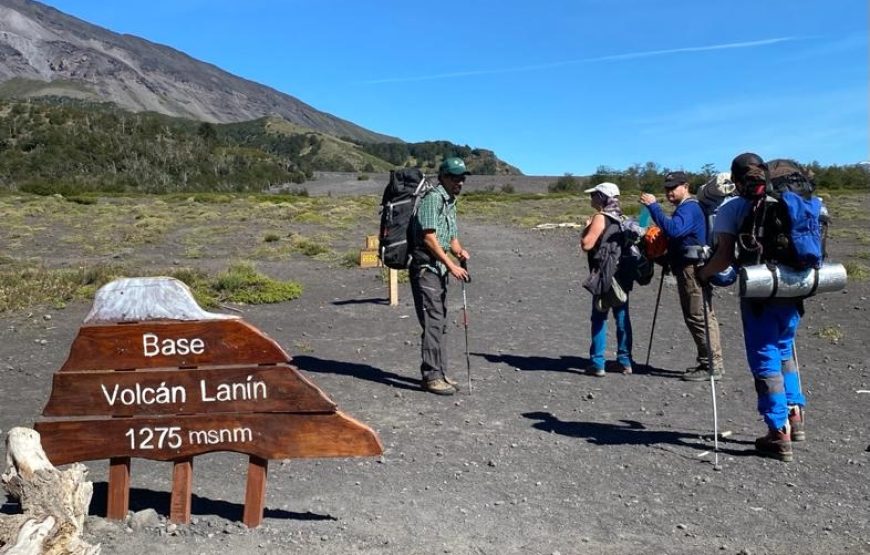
[0,428,99,555]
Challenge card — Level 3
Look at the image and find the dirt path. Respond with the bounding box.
[2,221,869,555]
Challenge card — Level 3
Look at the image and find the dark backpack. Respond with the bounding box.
[737,159,824,270]
[600,214,653,288]
[378,168,435,269]
[620,217,655,286]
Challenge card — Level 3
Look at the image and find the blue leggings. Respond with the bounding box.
[589,299,632,369]
[740,301,805,430]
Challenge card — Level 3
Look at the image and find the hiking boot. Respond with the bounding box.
[788,406,806,442]
[586,366,606,378]
[755,425,793,462]
[681,364,722,381]
[422,378,457,396]
[444,375,459,387]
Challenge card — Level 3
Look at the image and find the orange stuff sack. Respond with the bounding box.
[642,225,668,260]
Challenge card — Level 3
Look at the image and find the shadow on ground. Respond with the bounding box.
[1,500,21,515]
[90,484,336,522]
[294,355,420,391]
[331,298,390,306]
[522,412,753,457]
[474,352,588,374]
[475,352,691,378]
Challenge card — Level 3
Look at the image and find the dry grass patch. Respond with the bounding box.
[816,325,844,344]
[0,260,303,313]
[843,261,870,281]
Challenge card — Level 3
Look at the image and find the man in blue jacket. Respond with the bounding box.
[640,171,723,380]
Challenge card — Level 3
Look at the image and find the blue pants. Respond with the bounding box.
[740,300,805,430]
[589,299,632,370]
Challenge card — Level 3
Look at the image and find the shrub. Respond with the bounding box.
[341,250,361,268]
[843,261,870,281]
[816,325,843,344]
[548,174,582,193]
[292,237,330,257]
[213,262,303,304]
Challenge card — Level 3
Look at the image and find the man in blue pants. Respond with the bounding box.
[698,153,805,462]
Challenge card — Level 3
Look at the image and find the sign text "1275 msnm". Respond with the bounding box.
[125,426,253,450]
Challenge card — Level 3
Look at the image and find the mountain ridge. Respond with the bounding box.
[0,0,399,143]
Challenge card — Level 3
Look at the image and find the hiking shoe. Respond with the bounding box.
[788,406,806,442]
[444,375,459,387]
[621,365,633,375]
[681,365,722,381]
[586,366,606,378]
[755,426,793,462]
[422,378,457,396]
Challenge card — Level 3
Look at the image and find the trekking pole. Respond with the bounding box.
[792,340,804,430]
[701,282,721,469]
[460,260,472,394]
[792,340,803,394]
[644,266,666,367]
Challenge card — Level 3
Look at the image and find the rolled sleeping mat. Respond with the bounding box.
[739,263,848,299]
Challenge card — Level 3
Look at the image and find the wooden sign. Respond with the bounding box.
[34,277,383,528]
[365,234,379,250]
[359,248,380,268]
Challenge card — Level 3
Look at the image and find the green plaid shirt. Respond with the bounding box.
[412,184,457,275]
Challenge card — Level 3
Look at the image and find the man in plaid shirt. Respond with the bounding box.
[409,157,471,395]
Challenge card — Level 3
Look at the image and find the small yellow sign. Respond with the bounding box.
[359,249,381,268]
[365,235,379,249]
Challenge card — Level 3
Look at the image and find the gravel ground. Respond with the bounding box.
[2,209,869,554]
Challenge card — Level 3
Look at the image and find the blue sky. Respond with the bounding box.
[40,0,868,176]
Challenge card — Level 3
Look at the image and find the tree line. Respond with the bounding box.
[352,140,505,175]
[550,161,869,194]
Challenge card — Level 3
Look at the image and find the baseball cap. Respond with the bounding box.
[439,157,470,176]
[583,182,620,198]
[663,171,689,189]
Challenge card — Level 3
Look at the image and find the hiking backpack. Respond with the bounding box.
[736,159,824,270]
[378,168,436,269]
[696,173,736,247]
[602,214,654,287]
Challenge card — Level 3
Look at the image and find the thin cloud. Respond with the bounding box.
[360,37,804,85]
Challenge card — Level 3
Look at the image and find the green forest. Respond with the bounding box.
[0,98,509,194]
[0,97,866,195]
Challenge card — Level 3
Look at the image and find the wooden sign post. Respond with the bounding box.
[389,269,399,306]
[358,234,399,305]
[34,277,383,528]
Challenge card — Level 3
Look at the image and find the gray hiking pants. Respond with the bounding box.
[410,266,449,383]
